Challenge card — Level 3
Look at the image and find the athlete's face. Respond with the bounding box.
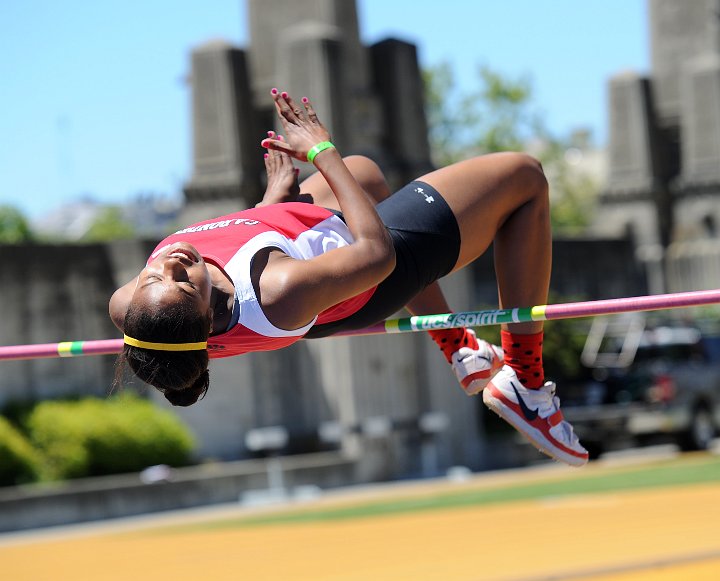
[131,242,213,319]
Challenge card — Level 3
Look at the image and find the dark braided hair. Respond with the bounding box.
[114,297,212,406]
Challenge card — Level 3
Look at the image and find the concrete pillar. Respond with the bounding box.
[681,54,720,185]
[650,0,720,125]
[276,22,349,150]
[606,73,659,194]
[182,41,263,224]
[370,39,434,187]
[247,0,368,103]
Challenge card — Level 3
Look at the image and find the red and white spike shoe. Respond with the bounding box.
[483,365,589,467]
[449,329,504,396]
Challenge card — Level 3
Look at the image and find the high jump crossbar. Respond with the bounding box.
[2,288,720,362]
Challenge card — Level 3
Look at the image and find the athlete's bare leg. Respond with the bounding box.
[416,152,551,334]
[421,154,588,466]
[294,144,580,464]
[298,152,550,332]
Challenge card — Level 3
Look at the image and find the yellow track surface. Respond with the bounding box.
[2,459,719,580]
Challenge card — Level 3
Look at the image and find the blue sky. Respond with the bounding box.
[0,0,649,220]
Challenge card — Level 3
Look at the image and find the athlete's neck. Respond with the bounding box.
[207,263,235,335]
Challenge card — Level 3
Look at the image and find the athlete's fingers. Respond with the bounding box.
[283,92,307,122]
[272,89,299,124]
[271,88,288,118]
[267,136,291,167]
[261,137,295,158]
[263,152,272,174]
[264,131,279,161]
[302,97,319,124]
[278,148,289,168]
[266,131,285,144]
[274,144,295,172]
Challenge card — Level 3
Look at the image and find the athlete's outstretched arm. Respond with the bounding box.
[259,90,395,329]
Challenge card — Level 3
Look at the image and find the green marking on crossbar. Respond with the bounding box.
[57,341,84,356]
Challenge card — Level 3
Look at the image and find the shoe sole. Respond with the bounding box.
[483,388,588,467]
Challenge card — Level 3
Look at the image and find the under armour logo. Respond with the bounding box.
[415,186,434,203]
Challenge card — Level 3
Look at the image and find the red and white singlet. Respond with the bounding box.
[148,203,376,358]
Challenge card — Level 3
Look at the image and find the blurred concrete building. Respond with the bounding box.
[181,0,433,225]
[32,193,182,241]
[31,198,106,241]
[594,0,720,293]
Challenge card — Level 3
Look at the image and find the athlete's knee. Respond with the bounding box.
[343,154,372,163]
[343,155,383,179]
[343,155,391,202]
[509,152,548,203]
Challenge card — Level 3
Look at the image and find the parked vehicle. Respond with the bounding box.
[562,315,720,458]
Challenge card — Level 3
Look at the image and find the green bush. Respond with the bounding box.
[0,415,41,486]
[27,394,195,480]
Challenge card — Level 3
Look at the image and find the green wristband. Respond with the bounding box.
[306,141,335,164]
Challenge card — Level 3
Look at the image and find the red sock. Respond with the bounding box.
[501,330,545,388]
[428,327,478,363]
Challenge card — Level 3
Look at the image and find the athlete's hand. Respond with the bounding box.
[261,89,331,163]
[256,133,302,207]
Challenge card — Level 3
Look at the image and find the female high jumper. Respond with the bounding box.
[110,89,588,467]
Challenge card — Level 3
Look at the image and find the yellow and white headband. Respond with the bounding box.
[123,335,208,352]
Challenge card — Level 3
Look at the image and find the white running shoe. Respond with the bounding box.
[450,329,504,396]
[483,365,589,467]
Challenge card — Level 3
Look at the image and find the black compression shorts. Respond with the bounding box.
[305,181,461,338]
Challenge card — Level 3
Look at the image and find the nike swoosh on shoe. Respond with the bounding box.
[453,353,491,366]
[511,383,539,421]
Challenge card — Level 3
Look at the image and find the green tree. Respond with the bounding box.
[82,206,135,242]
[539,138,599,234]
[423,62,598,234]
[423,62,466,167]
[424,63,542,164]
[472,67,542,153]
[0,205,33,243]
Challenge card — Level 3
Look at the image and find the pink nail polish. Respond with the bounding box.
[302,97,308,103]
[267,131,274,137]
[281,91,288,99]
[271,88,278,95]
[261,140,269,147]
[278,135,284,141]
[264,153,269,159]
